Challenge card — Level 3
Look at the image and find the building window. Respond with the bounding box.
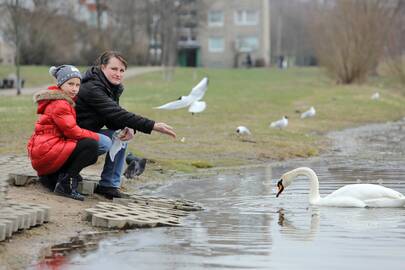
[236,36,259,52]
[208,10,224,27]
[208,37,224,52]
[234,10,258,25]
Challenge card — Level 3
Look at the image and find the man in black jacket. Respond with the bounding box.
[76,51,176,199]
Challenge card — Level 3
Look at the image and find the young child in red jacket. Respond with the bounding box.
[28,65,100,201]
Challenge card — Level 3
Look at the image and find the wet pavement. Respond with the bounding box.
[34,119,405,270]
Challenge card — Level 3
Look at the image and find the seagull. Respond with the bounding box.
[123,152,147,179]
[155,77,208,114]
[236,126,251,135]
[371,92,380,100]
[270,116,288,129]
[300,106,316,119]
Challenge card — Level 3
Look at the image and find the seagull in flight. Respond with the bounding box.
[155,77,208,114]
[270,116,288,129]
[301,106,316,119]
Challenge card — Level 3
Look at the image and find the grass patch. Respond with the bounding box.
[191,161,214,169]
[2,66,405,173]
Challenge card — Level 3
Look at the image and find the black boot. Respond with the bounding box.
[94,185,123,200]
[54,173,84,201]
[39,172,59,191]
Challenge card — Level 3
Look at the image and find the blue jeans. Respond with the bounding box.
[97,129,127,188]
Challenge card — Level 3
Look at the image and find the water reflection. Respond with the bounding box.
[277,208,320,241]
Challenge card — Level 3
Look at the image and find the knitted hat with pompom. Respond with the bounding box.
[49,65,82,87]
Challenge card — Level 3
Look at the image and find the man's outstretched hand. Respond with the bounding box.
[153,122,176,139]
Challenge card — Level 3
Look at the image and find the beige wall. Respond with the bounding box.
[199,0,270,68]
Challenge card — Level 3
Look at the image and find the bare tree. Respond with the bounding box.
[2,0,23,95]
[270,0,315,66]
[108,0,149,64]
[310,0,398,84]
[148,0,198,80]
[159,1,180,68]
[385,1,405,86]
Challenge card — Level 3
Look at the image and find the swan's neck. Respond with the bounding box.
[292,168,321,204]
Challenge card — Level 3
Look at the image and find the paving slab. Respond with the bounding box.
[0,157,52,241]
[84,195,202,229]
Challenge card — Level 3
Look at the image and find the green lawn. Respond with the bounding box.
[1,66,404,173]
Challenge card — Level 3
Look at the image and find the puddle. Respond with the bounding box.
[34,119,405,270]
[31,231,124,270]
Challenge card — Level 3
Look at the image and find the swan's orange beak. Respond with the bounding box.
[276,179,284,197]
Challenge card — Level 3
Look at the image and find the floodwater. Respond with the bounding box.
[40,119,405,270]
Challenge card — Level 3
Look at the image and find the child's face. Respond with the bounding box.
[60,77,81,98]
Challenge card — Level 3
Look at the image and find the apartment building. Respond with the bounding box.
[177,0,200,67]
[198,0,270,68]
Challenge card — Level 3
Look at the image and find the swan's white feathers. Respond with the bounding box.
[364,198,405,208]
[317,196,366,208]
[326,184,404,200]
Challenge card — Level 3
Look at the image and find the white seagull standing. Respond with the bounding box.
[300,106,316,119]
[155,77,208,114]
[236,126,251,135]
[270,116,288,129]
[371,92,380,100]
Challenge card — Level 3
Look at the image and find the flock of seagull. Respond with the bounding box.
[237,105,315,136]
[154,78,381,136]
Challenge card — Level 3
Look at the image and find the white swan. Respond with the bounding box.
[276,167,405,208]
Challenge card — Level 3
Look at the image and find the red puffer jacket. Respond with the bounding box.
[27,86,99,176]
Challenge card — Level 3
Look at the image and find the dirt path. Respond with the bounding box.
[0,66,162,97]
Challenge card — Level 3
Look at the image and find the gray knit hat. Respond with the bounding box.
[49,65,82,87]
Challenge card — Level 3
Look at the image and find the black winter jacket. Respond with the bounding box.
[76,67,155,133]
